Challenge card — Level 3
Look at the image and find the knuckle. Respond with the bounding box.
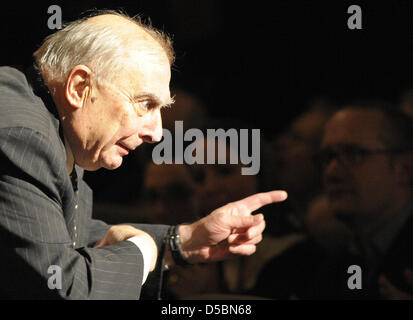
[215,210,227,221]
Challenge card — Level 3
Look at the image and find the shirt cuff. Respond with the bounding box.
[126,236,151,285]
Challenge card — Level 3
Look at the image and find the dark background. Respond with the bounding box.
[2,0,413,205]
[3,1,413,132]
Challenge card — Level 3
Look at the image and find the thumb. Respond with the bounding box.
[93,239,105,248]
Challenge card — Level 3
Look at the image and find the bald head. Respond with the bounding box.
[85,13,169,56]
[34,11,174,85]
[85,14,152,38]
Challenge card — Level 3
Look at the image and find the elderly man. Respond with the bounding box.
[309,102,413,299]
[0,12,287,299]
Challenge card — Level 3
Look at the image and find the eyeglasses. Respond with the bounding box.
[313,144,407,168]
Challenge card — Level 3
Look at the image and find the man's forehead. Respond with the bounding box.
[322,108,385,147]
[292,111,329,137]
[129,81,173,107]
[116,55,172,105]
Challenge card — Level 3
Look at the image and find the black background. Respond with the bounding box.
[2,1,413,134]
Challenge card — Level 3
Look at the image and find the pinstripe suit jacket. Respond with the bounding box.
[0,66,170,299]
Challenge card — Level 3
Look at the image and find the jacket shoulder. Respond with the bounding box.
[0,66,55,136]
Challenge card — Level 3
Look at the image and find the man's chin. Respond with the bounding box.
[73,151,124,171]
[100,154,124,170]
[103,159,123,170]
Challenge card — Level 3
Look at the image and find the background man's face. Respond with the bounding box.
[321,108,401,227]
[71,53,171,171]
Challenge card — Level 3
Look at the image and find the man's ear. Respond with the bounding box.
[64,65,93,109]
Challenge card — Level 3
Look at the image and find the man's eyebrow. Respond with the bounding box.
[132,93,175,108]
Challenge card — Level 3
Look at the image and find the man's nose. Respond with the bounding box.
[323,158,347,183]
[139,109,163,143]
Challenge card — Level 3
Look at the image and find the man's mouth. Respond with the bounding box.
[116,143,132,155]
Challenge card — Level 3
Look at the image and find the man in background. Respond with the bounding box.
[310,102,413,299]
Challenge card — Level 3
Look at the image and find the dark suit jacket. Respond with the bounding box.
[308,211,413,300]
[0,66,169,299]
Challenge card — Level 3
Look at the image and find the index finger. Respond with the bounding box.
[233,190,288,213]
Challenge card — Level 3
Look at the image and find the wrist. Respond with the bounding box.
[177,222,205,264]
[165,225,192,267]
[177,223,194,252]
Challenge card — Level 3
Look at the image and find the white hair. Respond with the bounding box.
[33,10,174,85]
